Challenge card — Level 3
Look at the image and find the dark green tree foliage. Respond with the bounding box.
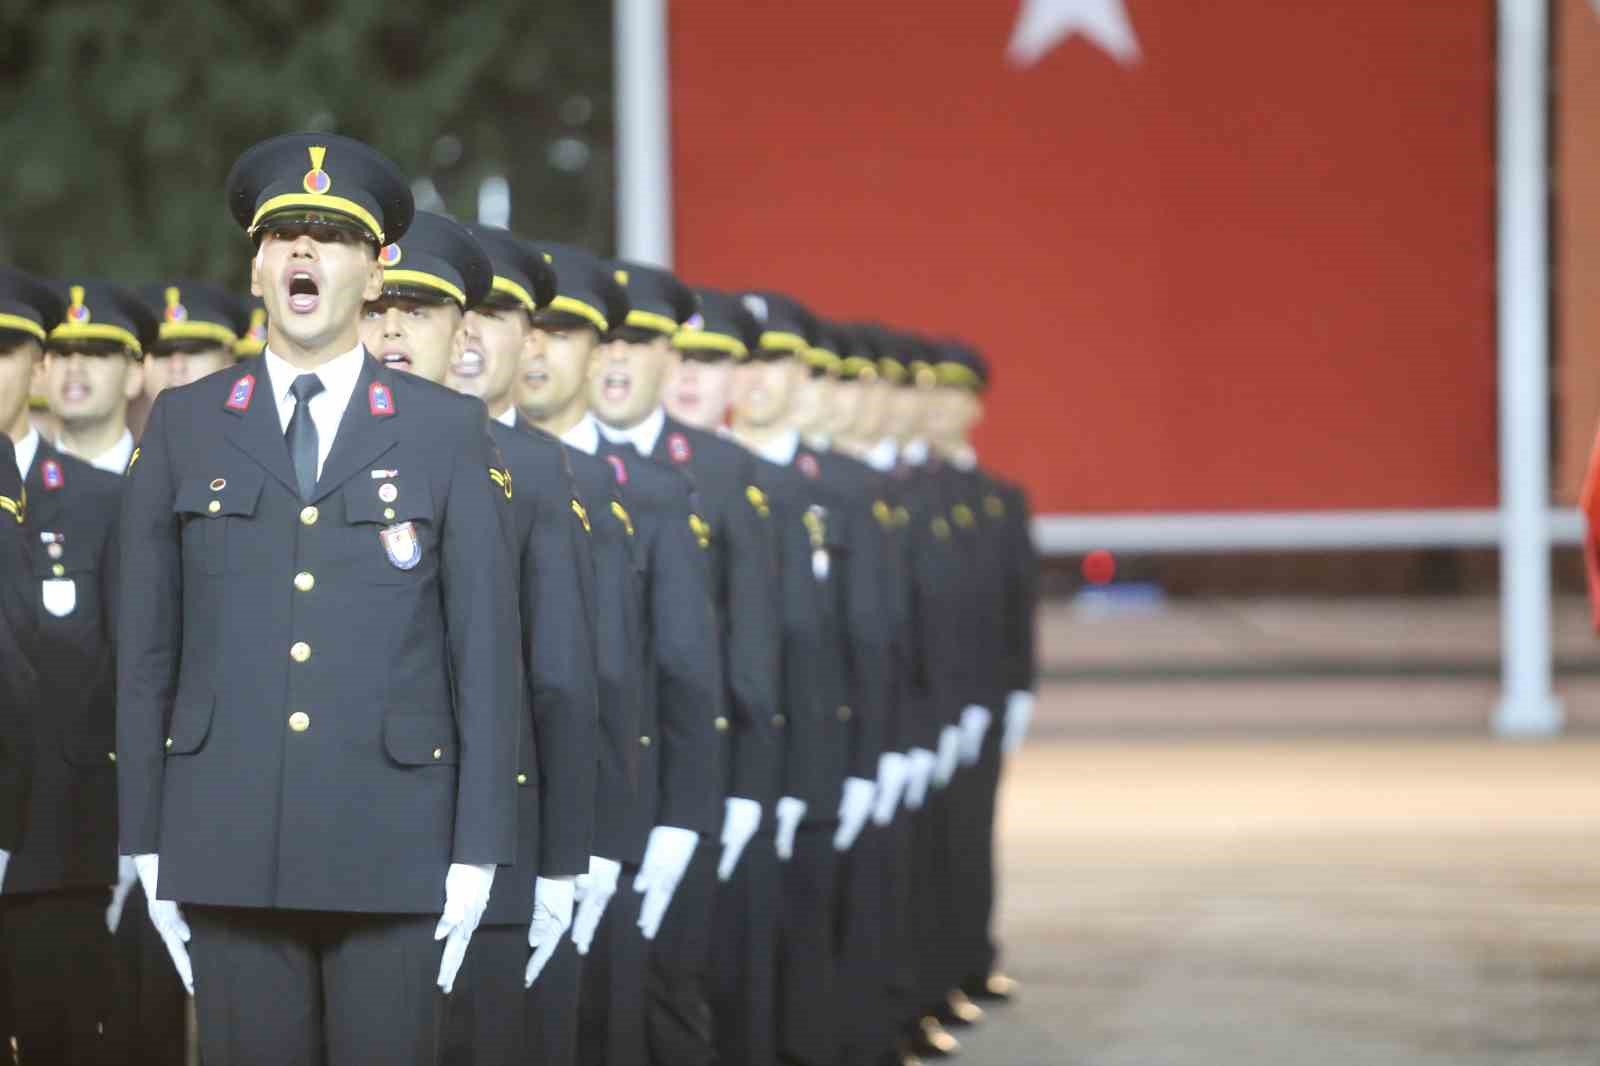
[0,0,614,287]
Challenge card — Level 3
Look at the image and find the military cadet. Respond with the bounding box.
[139,281,249,403]
[663,287,789,1066]
[0,427,38,897]
[356,210,599,1066]
[39,281,145,476]
[0,275,147,1063]
[117,133,520,1066]
[923,341,1036,1008]
[515,243,722,1066]
[595,262,783,1066]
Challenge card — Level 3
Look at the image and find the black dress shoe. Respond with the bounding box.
[963,971,1018,1004]
[940,989,984,1027]
[912,1016,961,1058]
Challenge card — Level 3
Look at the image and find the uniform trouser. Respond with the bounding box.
[912,783,960,1011]
[646,841,717,1066]
[1,888,107,1065]
[777,824,841,1066]
[440,920,582,1066]
[834,821,893,1066]
[708,829,781,1066]
[578,863,648,1066]
[881,811,920,1032]
[102,881,190,1066]
[188,905,443,1066]
[953,732,1005,984]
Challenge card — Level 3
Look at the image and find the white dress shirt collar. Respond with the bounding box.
[949,444,978,471]
[560,413,602,456]
[494,405,518,428]
[595,405,666,457]
[12,425,39,481]
[57,428,134,476]
[901,438,930,467]
[864,436,899,472]
[748,428,801,468]
[261,342,368,479]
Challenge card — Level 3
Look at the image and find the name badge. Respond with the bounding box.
[41,577,77,617]
[379,522,422,570]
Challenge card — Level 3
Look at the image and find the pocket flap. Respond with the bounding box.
[383,714,459,766]
[345,477,434,526]
[166,695,215,755]
[174,468,265,519]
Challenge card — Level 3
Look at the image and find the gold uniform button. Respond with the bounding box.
[164,738,173,749]
[639,735,652,748]
[300,505,319,526]
[294,572,315,592]
[516,773,528,785]
[51,563,65,577]
[207,500,222,514]
[771,714,787,728]
[107,751,116,763]
[290,641,311,663]
[432,748,443,760]
[383,507,396,521]
[714,716,730,733]
[837,705,853,722]
[288,712,310,733]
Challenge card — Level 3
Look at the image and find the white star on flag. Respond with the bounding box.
[1007,0,1141,68]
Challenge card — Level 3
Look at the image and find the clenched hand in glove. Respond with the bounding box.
[107,854,139,934]
[435,863,495,994]
[872,752,910,826]
[718,797,763,881]
[525,875,576,988]
[904,749,937,811]
[571,856,622,956]
[959,705,992,766]
[934,725,961,787]
[833,777,876,851]
[634,826,698,940]
[133,854,194,995]
[773,796,807,861]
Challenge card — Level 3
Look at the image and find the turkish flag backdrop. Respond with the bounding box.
[668,1,1496,515]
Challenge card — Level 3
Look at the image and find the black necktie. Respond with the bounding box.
[286,373,325,502]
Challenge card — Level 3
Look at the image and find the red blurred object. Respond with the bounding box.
[1580,425,1600,631]
[1082,549,1117,585]
[669,2,1495,514]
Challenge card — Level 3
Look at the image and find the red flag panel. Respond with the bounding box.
[669,1,1496,514]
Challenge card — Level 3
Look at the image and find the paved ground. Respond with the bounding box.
[960,723,1600,1064]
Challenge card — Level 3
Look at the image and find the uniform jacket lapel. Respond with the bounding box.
[222,356,301,498]
[312,354,401,504]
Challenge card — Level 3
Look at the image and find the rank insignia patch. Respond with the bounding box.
[689,513,711,549]
[570,497,590,533]
[225,374,256,412]
[41,459,63,491]
[745,484,770,518]
[126,447,141,474]
[0,492,22,524]
[667,432,693,465]
[489,467,512,499]
[611,500,635,537]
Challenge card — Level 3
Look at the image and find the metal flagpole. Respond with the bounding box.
[614,0,674,268]
[1494,0,1562,737]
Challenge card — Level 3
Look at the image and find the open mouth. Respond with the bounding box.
[61,381,90,403]
[452,348,484,379]
[287,271,320,315]
[379,349,413,372]
[522,364,550,388]
[602,370,631,404]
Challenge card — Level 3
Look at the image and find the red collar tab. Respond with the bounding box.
[41,459,64,491]
[369,382,395,418]
[225,374,256,412]
[667,432,692,464]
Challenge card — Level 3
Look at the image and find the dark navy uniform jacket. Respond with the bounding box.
[0,436,39,852]
[481,420,598,926]
[4,442,121,895]
[117,355,520,914]
[646,416,781,807]
[593,441,722,845]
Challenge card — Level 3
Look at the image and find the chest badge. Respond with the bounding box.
[379,521,422,570]
[41,459,64,491]
[41,576,76,617]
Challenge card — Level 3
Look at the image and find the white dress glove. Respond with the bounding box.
[107,854,139,934]
[633,825,698,940]
[133,854,194,995]
[904,749,937,810]
[959,705,992,766]
[872,752,910,826]
[571,855,622,956]
[718,797,763,881]
[435,863,495,994]
[833,777,876,851]
[773,797,807,861]
[525,875,576,988]
[934,725,961,787]
[1003,690,1035,754]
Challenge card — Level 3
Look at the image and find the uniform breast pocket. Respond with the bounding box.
[174,469,265,576]
[342,477,437,585]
